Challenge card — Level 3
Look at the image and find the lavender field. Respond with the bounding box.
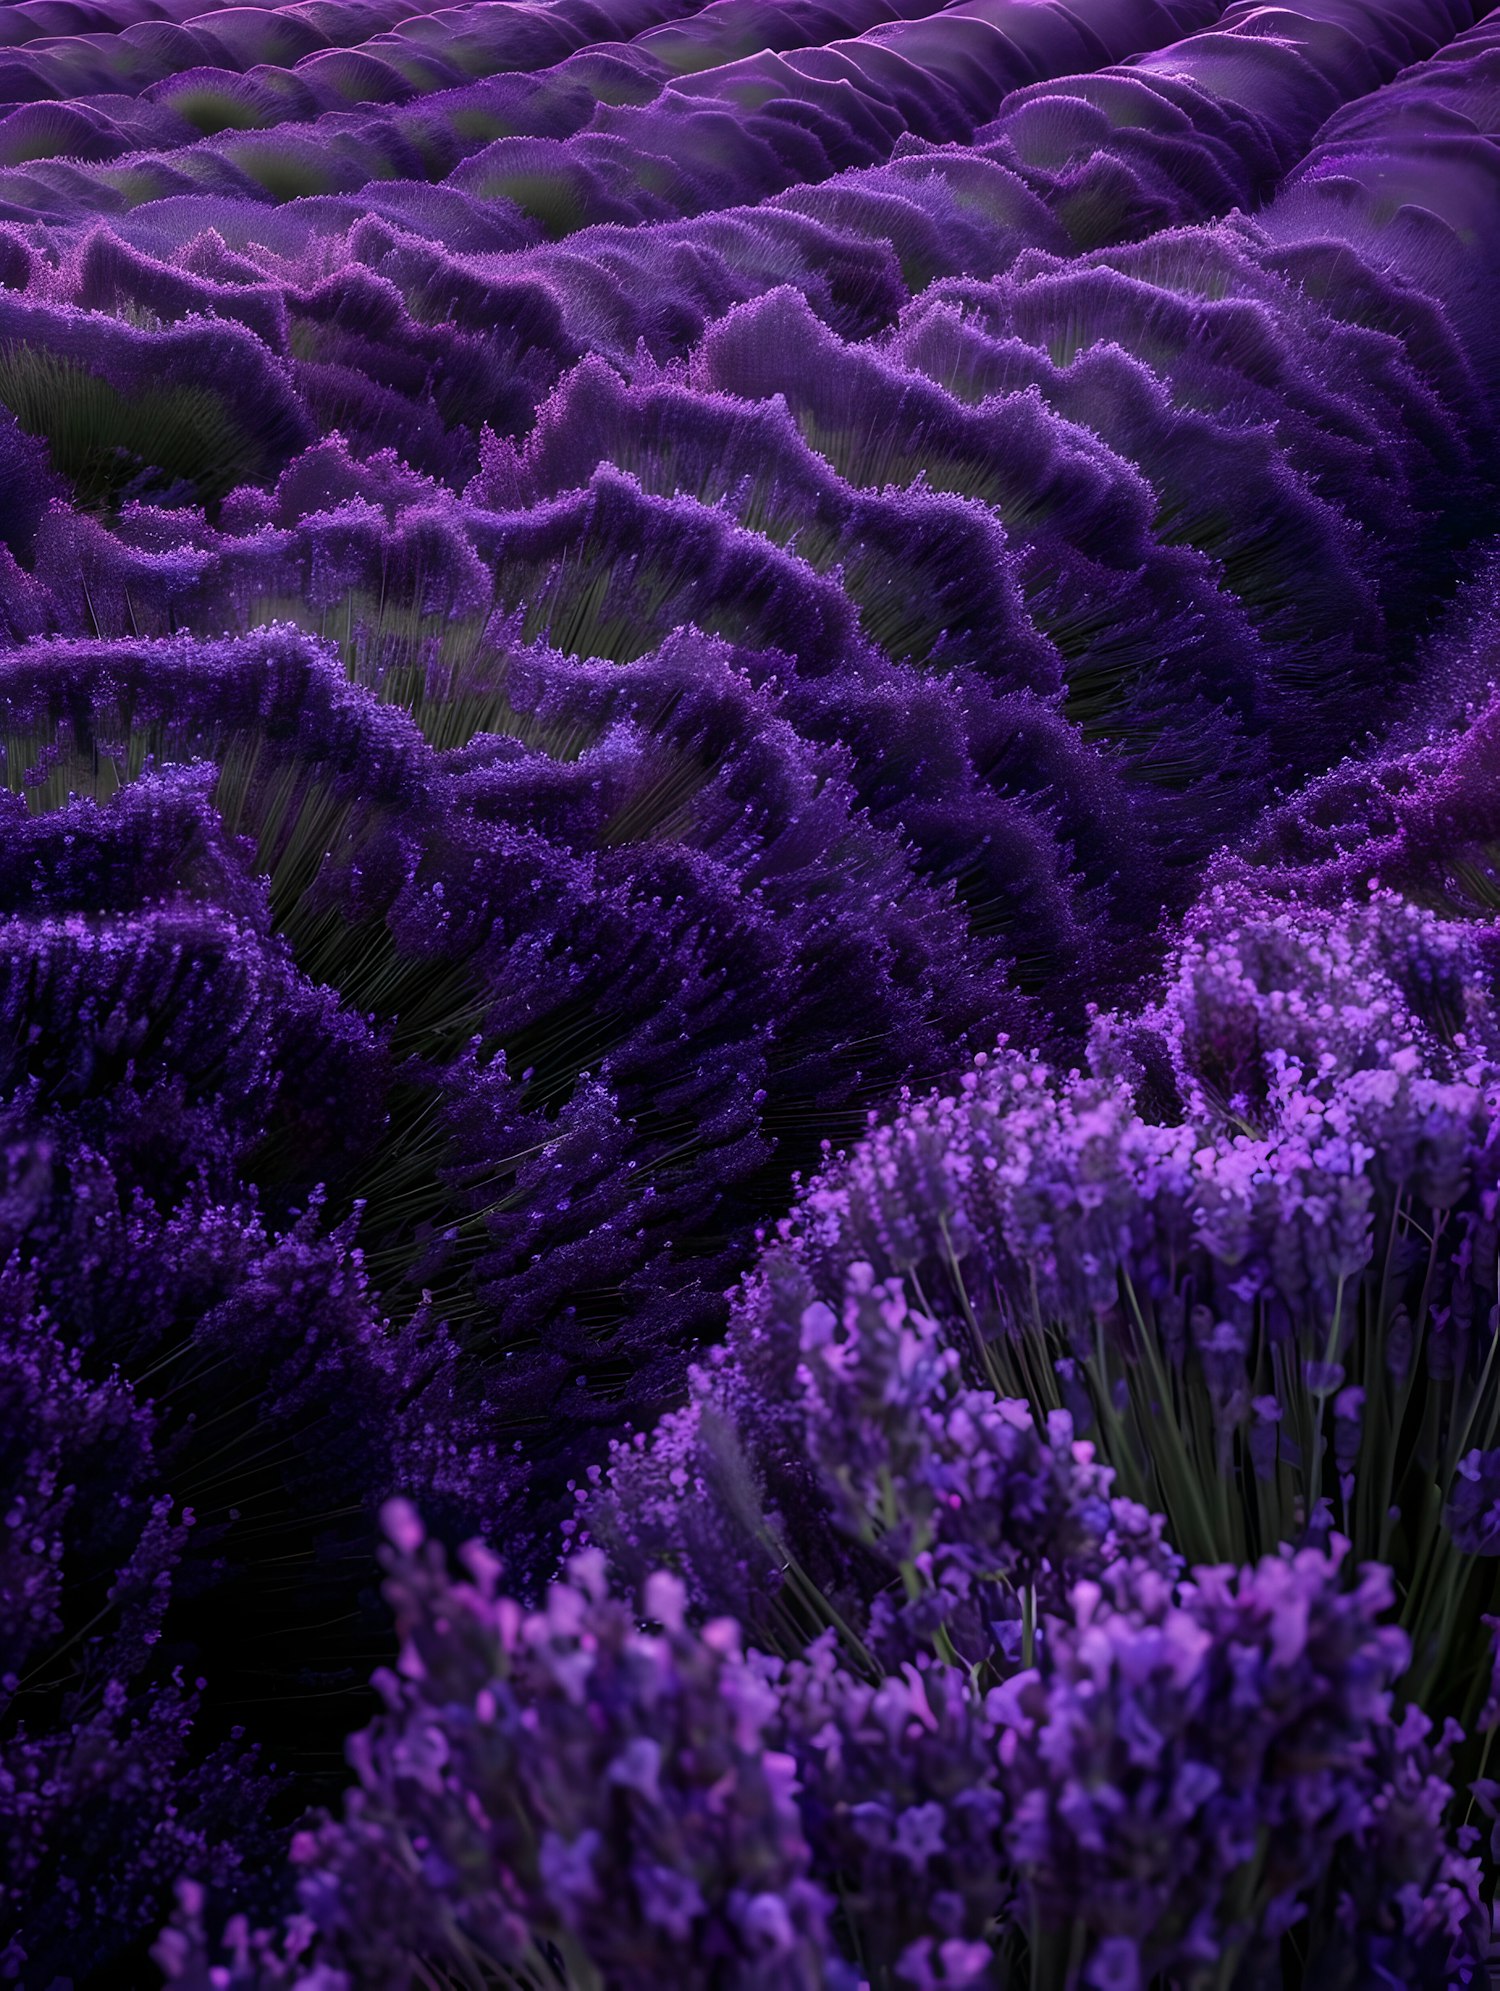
[7,0,1500,1981]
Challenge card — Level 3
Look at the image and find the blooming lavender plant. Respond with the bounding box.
[585,1252,1176,1675]
[154,1511,1487,1987]
[995,1546,1486,1989]
[731,890,1500,1719]
[159,1507,839,1991]
[0,0,1493,1977]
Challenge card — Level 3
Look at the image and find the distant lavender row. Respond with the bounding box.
[0,0,1212,210]
[0,0,289,47]
[0,0,1485,1000]
[0,0,946,165]
[974,0,1484,242]
[0,0,1448,465]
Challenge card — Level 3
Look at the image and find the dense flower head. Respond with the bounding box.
[152,1516,1487,1988]
[773,1629,1013,1977]
[771,884,1500,1345]
[583,1247,1179,1672]
[160,1507,839,1991]
[995,1545,1486,1987]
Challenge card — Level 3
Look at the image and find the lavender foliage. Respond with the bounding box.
[0,0,1494,1979]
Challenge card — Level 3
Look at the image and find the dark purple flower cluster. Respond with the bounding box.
[0,1286,283,1988]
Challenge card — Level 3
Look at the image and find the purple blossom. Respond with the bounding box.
[995,1545,1485,1982]
[158,1515,1488,1988]
[159,1507,838,1990]
[1447,1450,1500,1556]
[585,1248,1179,1671]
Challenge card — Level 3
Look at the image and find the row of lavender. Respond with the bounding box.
[8,0,1500,1981]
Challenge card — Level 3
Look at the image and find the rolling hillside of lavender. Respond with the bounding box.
[7,0,1500,1981]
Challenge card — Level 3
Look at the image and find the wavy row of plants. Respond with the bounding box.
[6,0,1500,1984]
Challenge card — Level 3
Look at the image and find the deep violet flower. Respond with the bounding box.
[0,1285,285,1988]
[1447,1450,1500,1558]
[159,1510,840,1991]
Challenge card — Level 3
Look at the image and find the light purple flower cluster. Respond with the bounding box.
[159,1509,837,1991]
[725,885,1500,1668]
[585,1254,1177,1670]
[996,1547,1486,1988]
[152,1510,1488,1987]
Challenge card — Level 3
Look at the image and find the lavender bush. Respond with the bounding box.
[149,1506,1488,1986]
